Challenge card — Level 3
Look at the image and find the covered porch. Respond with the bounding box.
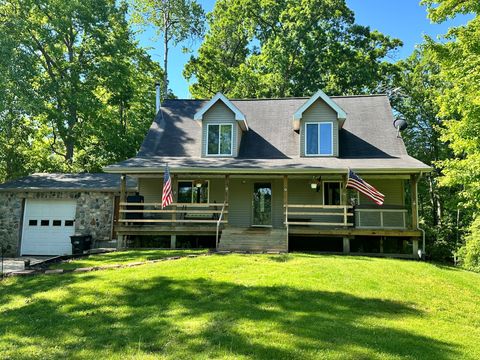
[114,171,422,258]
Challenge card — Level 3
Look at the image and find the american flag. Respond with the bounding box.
[346,169,385,205]
[162,164,173,208]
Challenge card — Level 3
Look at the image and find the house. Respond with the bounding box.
[104,90,431,258]
[0,173,136,256]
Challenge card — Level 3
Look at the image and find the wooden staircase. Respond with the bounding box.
[218,227,288,252]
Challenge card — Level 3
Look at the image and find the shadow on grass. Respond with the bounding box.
[50,249,207,270]
[0,274,459,359]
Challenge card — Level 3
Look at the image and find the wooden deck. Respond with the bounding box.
[115,225,218,236]
[287,226,422,237]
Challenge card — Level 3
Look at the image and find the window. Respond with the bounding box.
[177,181,209,203]
[207,124,232,156]
[52,220,61,226]
[28,220,38,226]
[305,122,333,156]
[65,220,74,226]
[323,182,341,205]
[40,220,49,226]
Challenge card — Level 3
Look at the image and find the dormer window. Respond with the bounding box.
[305,122,333,156]
[207,124,233,156]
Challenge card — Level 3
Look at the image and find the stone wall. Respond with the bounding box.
[0,191,116,256]
[75,192,115,243]
[0,193,23,256]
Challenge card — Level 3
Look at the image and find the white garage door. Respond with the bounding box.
[21,199,77,256]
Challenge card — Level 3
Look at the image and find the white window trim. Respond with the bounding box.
[304,121,334,156]
[322,181,343,205]
[177,180,210,204]
[206,123,234,157]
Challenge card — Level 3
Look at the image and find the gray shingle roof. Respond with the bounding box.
[0,173,137,192]
[105,95,430,173]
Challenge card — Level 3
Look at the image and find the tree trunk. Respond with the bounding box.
[163,22,169,99]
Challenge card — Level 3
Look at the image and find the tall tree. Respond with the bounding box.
[391,48,463,259]
[131,0,205,97]
[184,0,402,98]
[0,0,163,177]
[422,0,480,269]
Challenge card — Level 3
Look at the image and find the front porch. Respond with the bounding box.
[115,172,422,258]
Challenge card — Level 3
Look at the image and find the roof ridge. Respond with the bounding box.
[164,94,388,102]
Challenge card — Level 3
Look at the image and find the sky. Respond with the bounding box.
[135,0,472,99]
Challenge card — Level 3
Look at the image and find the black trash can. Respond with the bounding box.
[70,235,93,255]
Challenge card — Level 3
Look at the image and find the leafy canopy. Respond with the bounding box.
[184,0,402,98]
[0,0,163,178]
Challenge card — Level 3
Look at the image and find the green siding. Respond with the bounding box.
[228,178,283,228]
[202,101,239,157]
[358,179,404,206]
[300,98,339,157]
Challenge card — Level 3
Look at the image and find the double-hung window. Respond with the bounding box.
[305,122,333,156]
[207,124,233,156]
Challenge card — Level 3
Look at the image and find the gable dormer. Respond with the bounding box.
[194,93,248,157]
[293,90,347,157]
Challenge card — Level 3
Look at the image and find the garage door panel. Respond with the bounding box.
[21,200,77,256]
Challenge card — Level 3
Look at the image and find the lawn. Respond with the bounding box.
[49,249,209,270]
[1,253,480,359]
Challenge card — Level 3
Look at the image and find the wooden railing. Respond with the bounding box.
[284,204,353,227]
[355,208,407,229]
[118,202,228,226]
[216,201,227,248]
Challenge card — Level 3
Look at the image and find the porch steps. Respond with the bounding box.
[219,227,288,252]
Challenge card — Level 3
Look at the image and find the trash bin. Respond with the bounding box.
[70,235,93,254]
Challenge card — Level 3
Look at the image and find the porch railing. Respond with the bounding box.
[118,202,229,226]
[284,204,354,227]
[355,208,407,229]
[216,201,227,248]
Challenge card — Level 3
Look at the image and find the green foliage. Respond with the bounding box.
[0,0,163,180]
[422,1,480,268]
[457,215,480,272]
[184,0,402,98]
[391,48,466,261]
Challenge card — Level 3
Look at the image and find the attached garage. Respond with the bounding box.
[0,173,137,257]
[21,199,77,255]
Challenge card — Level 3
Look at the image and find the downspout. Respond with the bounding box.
[417,171,425,260]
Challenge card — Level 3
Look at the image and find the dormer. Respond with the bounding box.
[194,93,248,157]
[293,90,347,157]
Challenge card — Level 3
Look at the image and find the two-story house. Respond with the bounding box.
[105,90,431,258]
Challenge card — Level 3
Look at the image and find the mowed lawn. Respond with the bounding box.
[1,253,480,359]
[49,249,209,270]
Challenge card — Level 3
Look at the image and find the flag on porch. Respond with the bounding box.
[162,164,173,208]
[346,169,385,205]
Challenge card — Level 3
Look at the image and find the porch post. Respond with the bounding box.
[342,237,350,254]
[410,174,419,229]
[342,174,348,205]
[118,174,127,249]
[224,175,229,224]
[171,173,178,248]
[284,175,289,251]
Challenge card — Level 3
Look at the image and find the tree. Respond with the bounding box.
[391,48,464,259]
[422,0,480,269]
[0,0,163,178]
[131,0,205,97]
[184,0,402,99]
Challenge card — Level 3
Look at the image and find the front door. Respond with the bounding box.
[252,182,272,226]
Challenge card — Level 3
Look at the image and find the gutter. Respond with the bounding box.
[103,166,433,175]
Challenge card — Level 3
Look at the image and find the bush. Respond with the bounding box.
[457,216,480,272]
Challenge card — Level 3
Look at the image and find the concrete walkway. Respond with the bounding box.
[1,257,50,275]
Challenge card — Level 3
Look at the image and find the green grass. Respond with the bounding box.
[49,249,209,270]
[1,253,480,359]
